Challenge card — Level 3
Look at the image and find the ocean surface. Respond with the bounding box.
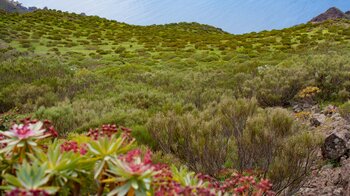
[19,0,350,34]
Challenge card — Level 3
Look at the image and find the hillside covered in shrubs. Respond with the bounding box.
[1,8,350,195]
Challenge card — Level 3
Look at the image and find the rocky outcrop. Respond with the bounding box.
[310,7,349,23]
[0,0,37,13]
[297,158,350,196]
[296,105,350,195]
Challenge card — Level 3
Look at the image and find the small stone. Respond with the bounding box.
[311,105,321,113]
[293,105,303,113]
[303,103,312,109]
[333,188,343,195]
[310,117,321,127]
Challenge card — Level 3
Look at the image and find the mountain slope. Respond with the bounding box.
[346,11,350,16]
[310,7,350,23]
[1,9,350,66]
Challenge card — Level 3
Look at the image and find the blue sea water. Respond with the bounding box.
[19,0,350,34]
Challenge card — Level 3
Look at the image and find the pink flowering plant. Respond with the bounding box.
[104,149,157,196]
[0,120,56,162]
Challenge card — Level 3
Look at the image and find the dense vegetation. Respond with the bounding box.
[0,119,275,195]
[1,9,350,195]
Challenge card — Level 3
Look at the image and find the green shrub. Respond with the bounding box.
[35,103,74,137]
[114,46,126,54]
[241,66,307,107]
[148,97,321,193]
[0,83,59,113]
[339,101,350,122]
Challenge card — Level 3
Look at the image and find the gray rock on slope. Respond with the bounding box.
[322,130,350,160]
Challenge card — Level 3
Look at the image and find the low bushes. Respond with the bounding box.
[148,97,321,193]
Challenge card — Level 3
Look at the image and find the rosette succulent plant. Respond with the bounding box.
[87,134,134,195]
[0,121,52,161]
[105,150,157,196]
[87,134,134,180]
[171,166,207,187]
[29,141,91,189]
[1,161,58,195]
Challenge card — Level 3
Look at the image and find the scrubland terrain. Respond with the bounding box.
[1,8,350,195]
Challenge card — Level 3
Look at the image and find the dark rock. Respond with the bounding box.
[322,130,350,160]
[346,11,350,16]
[310,7,349,23]
[310,117,321,127]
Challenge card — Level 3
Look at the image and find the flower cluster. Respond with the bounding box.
[60,141,87,155]
[152,165,215,195]
[6,189,49,196]
[117,149,153,174]
[0,118,60,162]
[152,164,198,196]
[222,174,274,195]
[297,86,321,99]
[14,118,58,138]
[9,122,42,140]
[42,120,58,138]
[86,124,132,141]
[152,165,275,196]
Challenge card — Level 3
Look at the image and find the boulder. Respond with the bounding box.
[322,130,350,160]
